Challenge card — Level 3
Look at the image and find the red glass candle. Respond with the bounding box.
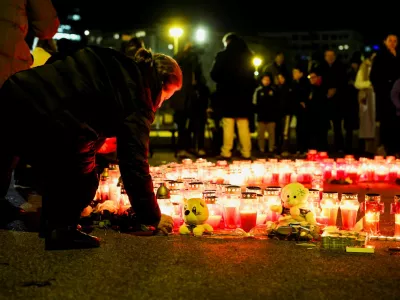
[340,193,360,230]
[264,187,281,222]
[390,195,400,236]
[320,191,339,226]
[362,194,383,235]
[239,193,258,232]
[204,196,223,229]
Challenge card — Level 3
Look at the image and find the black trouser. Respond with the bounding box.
[380,113,400,155]
[331,117,344,151]
[309,125,328,152]
[189,114,206,151]
[296,112,308,153]
[174,110,191,151]
[0,111,101,231]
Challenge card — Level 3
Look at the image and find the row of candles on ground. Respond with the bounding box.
[155,180,400,235]
[152,156,400,190]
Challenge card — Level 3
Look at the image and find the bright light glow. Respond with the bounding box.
[57,24,71,33]
[344,44,349,50]
[136,31,146,37]
[84,30,90,36]
[168,44,174,50]
[96,37,103,45]
[54,32,81,41]
[365,46,372,52]
[338,45,344,50]
[195,28,206,42]
[254,71,259,76]
[114,33,120,39]
[253,57,262,67]
[72,14,81,21]
[169,27,183,38]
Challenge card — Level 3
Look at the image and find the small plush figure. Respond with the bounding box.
[179,198,213,236]
[270,182,317,225]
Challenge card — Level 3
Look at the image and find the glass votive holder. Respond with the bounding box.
[204,196,223,230]
[239,196,258,232]
[362,193,383,235]
[391,195,400,237]
[264,187,281,222]
[222,194,241,229]
[340,193,360,230]
[319,191,339,226]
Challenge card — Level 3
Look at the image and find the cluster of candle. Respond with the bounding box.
[307,150,400,183]
[93,165,131,214]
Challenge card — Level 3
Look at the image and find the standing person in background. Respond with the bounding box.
[210,33,256,160]
[291,66,310,155]
[370,34,400,156]
[308,69,329,151]
[320,50,347,152]
[31,39,57,68]
[263,52,290,85]
[170,43,205,157]
[0,0,59,225]
[276,73,292,154]
[253,73,279,154]
[343,58,361,153]
[356,52,377,156]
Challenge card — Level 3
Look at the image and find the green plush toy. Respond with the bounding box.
[270,182,317,225]
[179,198,213,237]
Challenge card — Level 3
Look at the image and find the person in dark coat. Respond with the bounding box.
[370,34,400,155]
[170,43,205,157]
[290,66,310,154]
[276,73,292,153]
[262,52,290,85]
[307,69,330,151]
[320,50,347,152]
[253,73,279,153]
[343,59,360,153]
[210,33,256,159]
[0,47,182,249]
[121,37,145,58]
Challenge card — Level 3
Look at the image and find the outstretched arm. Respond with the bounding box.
[116,110,161,225]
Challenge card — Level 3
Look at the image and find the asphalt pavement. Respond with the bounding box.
[1,152,400,299]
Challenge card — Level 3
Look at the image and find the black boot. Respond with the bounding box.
[45,227,100,250]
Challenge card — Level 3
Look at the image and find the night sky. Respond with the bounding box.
[53,0,397,43]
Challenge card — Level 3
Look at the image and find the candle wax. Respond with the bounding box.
[395,214,400,237]
[256,213,267,225]
[341,209,358,230]
[206,215,222,229]
[224,206,238,229]
[240,211,257,232]
[316,216,328,225]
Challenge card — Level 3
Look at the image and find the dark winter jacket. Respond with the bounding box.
[253,85,279,122]
[210,39,256,118]
[0,0,59,87]
[370,47,400,118]
[170,47,204,112]
[0,46,162,225]
[308,84,330,129]
[277,83,291,115]
[262,62,290,84]
[290,77,310,115]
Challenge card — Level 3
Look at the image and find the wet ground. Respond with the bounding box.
[1,152,400,299]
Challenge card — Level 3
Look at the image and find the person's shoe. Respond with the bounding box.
[215,155,232,162]
[376,145,386,156]
[39,224,92,238]
[45,227,100,250]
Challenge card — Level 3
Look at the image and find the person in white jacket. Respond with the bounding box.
[354,52,376,155]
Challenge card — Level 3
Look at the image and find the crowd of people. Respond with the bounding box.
[171,32,400,160]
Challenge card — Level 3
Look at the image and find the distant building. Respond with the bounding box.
[259,30,364,62]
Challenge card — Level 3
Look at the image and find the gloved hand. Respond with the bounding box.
[157,214,174,235]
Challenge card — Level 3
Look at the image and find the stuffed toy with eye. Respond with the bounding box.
[270,182,317,225]
[179,198,213,237]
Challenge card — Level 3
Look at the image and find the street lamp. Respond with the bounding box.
[195,28,206,43]
[169,27,183,55]
[253,57,262,76]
